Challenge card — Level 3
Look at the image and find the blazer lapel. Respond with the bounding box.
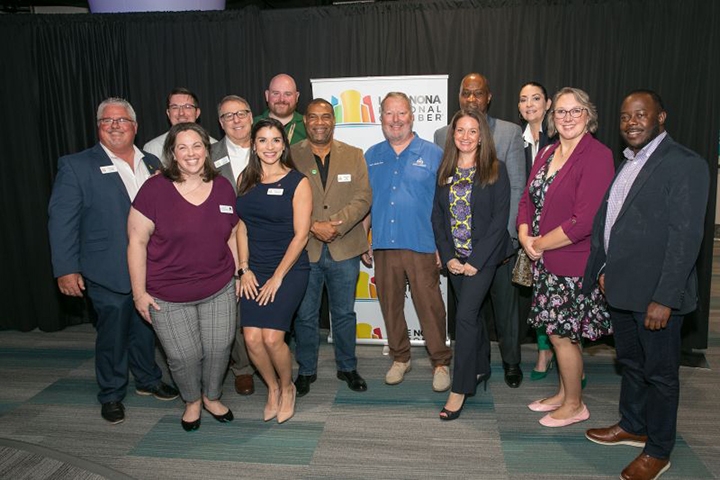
[93,144,130,203]
[542,134,590,210]
[613,136,673,223]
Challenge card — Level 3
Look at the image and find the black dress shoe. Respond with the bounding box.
[294,374,317,397]
[204,406,234,423]
[504,363,523,388]
[337,370,368,392]
[181,417,201,432]
[136,382,179,401]
[101,401,125,424]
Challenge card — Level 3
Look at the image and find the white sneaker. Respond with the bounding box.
[385,360,412,385]
[433,365,451,392]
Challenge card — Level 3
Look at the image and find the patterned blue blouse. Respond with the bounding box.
[449,166,475,258]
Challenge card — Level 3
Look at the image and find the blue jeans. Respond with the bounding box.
[294,245,360,375]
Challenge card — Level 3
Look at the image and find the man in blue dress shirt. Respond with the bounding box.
[363,92,452,391]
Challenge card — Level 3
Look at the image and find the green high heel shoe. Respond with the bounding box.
[530,355,555,380]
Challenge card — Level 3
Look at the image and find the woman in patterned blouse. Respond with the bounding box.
[431,109,511,420]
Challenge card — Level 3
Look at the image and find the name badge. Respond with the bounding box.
[219,205,234,214]
[337,174,351,182]
[100,165,118,174]
[445,176,454,185]
[214,156,230,168]
[267,188,284,196]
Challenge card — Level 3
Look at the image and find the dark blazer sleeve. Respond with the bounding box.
[432,182,454,267]
[48,154,83,277]
[467,163,511,270]
[652,148,709,308]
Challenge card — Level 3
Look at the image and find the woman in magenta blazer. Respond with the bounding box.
[517,87,614,428]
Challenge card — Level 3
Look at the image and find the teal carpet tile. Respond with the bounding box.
[0,347,93,369]
[334,378,494,409]
[131,416,323,465]
[0,402,20,416]
[501,431,713,478]
[26,378,181,408]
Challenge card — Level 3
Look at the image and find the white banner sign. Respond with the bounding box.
[311,75,449,346]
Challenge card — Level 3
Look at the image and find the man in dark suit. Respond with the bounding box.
[210,94,257,396]
[434,73,526,388]
[584,90,709,480]
[48,98,178,424]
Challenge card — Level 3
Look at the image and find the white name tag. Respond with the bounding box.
[100,165,118,174]
[267,188,284,196]
[219,205,234,214]
[214,156,230,168]
[445,176,454,185]
[337,174,351,182]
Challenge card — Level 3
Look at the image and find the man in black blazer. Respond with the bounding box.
[48,98,178,424]
[583,90,709,480]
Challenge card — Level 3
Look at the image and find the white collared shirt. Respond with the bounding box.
[522,123,544,164]
[226,139,251,181]
[99,143,151,201]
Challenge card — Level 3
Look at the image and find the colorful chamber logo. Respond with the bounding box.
[331,90,376,124]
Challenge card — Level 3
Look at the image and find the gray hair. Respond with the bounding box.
[96,97,137,122]
[217,95,251,117]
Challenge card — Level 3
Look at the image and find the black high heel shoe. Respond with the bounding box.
[181,417,201,431]
[204,405,234,423]
[439,394,467,421]
[476,370,492,392]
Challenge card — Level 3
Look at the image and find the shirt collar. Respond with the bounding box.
[623,131,667,162]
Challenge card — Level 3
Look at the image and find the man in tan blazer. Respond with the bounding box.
[291,98,372,396]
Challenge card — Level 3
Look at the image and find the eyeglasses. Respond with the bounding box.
[168,103,198,112]
[553,107,587,119]
[220,110,251,122]
[98,117,134,126]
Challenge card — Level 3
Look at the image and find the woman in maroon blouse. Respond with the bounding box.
[517,87,614,427]
[128,122,240,432]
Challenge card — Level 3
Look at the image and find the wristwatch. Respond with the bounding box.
[236,267,249,278]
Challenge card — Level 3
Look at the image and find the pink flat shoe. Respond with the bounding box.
[528,398,561,412]
[539,405,590,428]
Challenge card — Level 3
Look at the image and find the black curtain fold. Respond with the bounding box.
[1,0,718,348]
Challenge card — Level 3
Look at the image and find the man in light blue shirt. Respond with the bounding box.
[364,92,452,391]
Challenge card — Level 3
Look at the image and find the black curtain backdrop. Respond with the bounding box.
[1,0,718,350]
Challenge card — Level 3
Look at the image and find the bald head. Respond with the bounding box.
[459,73,492,114]
[265,73,300,122]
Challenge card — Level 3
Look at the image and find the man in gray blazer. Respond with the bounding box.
[584,90,709,480]
[434,73,526,388]
[210,94,256,395]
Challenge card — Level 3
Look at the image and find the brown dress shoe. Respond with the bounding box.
[621,453,670,480]
[234,374,255,395]
[585,423,647,447]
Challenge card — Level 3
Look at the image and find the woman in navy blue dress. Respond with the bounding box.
[235,118,312,424]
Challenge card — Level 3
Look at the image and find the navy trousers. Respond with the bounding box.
[86,279,162,403]
[610,306,683,459]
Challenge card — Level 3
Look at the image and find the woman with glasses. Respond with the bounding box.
[517,87,614,427]
[517,82,555,382]
[128,122,239,431]
[431,109,510,420]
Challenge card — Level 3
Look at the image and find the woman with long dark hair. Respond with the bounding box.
[235,118,312,424]
[518,82,555,380]
[431,109,510,420]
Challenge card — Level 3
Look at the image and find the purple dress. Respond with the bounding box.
[236,169,309,331]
